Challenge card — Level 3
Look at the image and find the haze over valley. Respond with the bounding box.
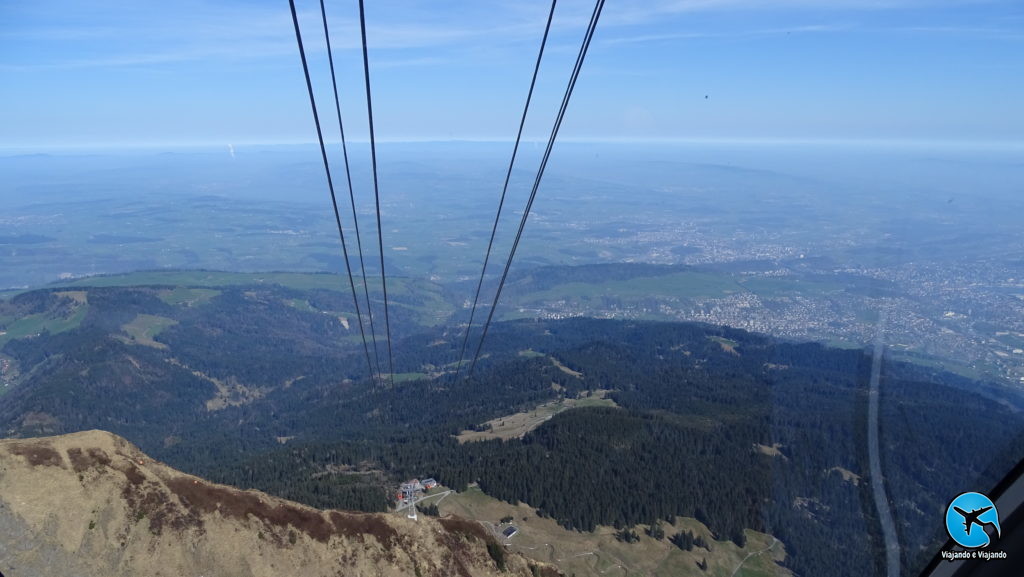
[4,0,1024,574]
[3,141,1022,386]
[2,140,1023,576]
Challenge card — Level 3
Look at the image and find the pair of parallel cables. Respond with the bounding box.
[454,0,606,380]
[288,0,394,387]
[288,0,605,385]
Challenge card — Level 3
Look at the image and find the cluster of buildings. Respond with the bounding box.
[396,477,437,503]
[391,479,520,541]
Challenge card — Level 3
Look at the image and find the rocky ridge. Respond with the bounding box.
[0,430,557,577]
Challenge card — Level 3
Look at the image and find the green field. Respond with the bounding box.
[158,287,221,306]
[888,350,986,381]
[37,270,436,299]
[993,332,1024,350]
[436,485,790,577]
[0,305,89,347]
[120,314,178,348]
[825,339,864,350]
[391,372,430,383]
[457,390,618,443]
[709,336,739,347]
[737,276,844,297]
[283,298,317,312]
[53,270,369,291]
[42,270,453,327]
[522,272,741,302]
[0,289,21,301]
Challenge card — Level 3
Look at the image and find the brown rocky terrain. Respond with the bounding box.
[0,430,558,577]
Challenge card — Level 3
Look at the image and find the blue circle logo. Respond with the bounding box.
[946,492,1001,549]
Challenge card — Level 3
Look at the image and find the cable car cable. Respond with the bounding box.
[287,0,377,382]
[453,0,559,381]
[357,0,396,388]
[467,0,605,379]
[318,0,384,384]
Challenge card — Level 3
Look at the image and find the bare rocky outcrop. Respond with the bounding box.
[0,430,557,577]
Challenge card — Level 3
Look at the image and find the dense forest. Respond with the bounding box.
[2,284,1023,577]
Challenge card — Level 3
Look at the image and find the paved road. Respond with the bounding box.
[394,489,453,513]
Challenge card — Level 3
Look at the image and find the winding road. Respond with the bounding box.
[729,536,778,577]
[394,489,453,513]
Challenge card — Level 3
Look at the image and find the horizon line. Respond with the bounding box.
[2,136,1023,154]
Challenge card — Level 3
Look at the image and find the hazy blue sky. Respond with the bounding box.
[2,0,1022,148]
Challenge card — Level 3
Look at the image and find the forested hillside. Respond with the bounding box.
[2,282,1022,577]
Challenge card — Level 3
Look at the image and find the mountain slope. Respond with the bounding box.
[0,430,554,577]
[4,283,1024,577]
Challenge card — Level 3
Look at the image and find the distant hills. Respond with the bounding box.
[1,274,1022,576]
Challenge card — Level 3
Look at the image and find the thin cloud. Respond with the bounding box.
[1,40,298,71]
[3,0,1016,72]
[374,56,449,69]
[2,2,539,70]
[879,25,1024,39]
[597,0,1008,26]
[603,24,851,45]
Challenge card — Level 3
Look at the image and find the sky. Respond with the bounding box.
[1,0,1022,148]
